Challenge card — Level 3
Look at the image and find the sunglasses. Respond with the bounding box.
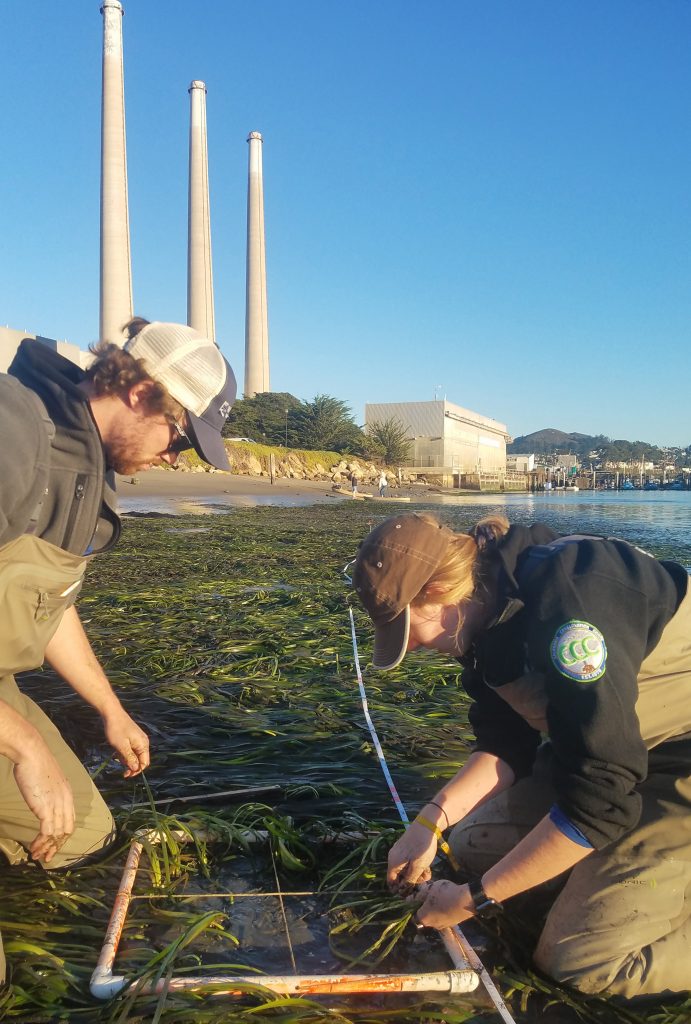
[167,419,194,455]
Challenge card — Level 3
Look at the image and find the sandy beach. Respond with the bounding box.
[116,468,422,514]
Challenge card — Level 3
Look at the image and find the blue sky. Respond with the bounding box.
[2,1,690,446]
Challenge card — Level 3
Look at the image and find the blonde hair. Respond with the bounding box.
[411,512,510,608]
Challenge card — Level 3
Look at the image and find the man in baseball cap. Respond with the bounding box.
[0,314,239,985]
[121,318,237,471]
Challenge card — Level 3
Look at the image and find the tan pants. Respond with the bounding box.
[0,675,114,984]
[448,744,691,999]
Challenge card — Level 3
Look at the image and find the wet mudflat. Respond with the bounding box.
[2,502,689,1023]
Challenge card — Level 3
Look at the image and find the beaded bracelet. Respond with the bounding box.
[414,814,461,873]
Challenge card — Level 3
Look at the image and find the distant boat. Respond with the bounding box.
[643,481,660,491]
[621,480,635,490]
[565,485,579,492]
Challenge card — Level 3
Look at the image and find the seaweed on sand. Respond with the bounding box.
[1,504,689,1024]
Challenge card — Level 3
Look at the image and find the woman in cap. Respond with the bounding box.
[351,512,691,999]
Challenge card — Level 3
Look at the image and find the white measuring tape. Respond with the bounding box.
[348,605,517,1024]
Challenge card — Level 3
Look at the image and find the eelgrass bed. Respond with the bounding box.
[1,503,689,1024]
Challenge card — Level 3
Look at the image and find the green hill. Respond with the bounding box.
[508,429,604,457]
[508,430,690,466]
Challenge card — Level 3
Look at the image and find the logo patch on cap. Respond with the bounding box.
[550,620,607,682]
[218,401,232,419]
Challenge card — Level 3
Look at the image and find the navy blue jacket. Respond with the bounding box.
[460,524,687,848]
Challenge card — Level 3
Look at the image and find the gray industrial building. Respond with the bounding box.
[365,399,510,487]
[0,327,88,374]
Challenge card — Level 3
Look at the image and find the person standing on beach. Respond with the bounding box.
[378,471,388,498]
[351,472,359,496]
[0,318,236,984]
[351,512,691,999]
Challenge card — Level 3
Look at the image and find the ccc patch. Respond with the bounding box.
[550,620,607,682]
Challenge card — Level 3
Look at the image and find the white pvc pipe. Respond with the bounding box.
[90,828,482,1003]
[91,967,479,1000]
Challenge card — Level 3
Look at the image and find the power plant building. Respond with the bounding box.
[365,399,510,484]
[0,328,89,374]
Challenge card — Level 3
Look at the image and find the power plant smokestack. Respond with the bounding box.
[99,0,133,344]
[244,131,270,397]
[187,81,215,342]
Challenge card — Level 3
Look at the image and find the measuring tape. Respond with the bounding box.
[348,606,517,1024]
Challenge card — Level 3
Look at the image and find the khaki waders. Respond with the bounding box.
[449,585,691,999]
[0,535,115,984]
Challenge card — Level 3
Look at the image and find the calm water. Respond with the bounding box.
[429,490,691,569]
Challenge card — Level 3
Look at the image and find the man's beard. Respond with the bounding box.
[103,431,157,476]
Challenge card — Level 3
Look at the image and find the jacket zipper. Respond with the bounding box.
[63,474,87,550]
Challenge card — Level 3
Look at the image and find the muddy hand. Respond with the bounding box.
[13,745,75,864]
[387,821,437,891]
[412,879,475,929]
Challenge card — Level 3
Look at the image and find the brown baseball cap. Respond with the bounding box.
[352,514,455,671]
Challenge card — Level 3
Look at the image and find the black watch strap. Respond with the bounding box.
[467,877,504,919]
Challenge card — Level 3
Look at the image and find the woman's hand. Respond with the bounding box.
[413,879,475,929]
[387,821,438,891]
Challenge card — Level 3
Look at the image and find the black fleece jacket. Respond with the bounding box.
[460,524,688,848]
[1,339,120,555]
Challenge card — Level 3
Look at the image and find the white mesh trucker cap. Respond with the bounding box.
[124,322,237,471]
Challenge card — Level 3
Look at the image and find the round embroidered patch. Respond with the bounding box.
[550,620,607,682]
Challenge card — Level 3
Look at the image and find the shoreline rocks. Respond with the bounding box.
[175,447,410,487]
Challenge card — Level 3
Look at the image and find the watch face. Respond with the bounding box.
[474,896,502,919]
[468,879,503,919]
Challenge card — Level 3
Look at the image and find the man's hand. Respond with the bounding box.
[13,746,75,863]
[103,706,150,778]
[44,606,150,778]
[387,821,438,891]
[412,879,475,929]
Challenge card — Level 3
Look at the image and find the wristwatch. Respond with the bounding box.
[467,877,504,919]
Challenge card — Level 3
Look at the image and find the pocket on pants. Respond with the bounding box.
[0,557,84,674]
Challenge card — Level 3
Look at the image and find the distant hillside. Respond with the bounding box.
[509,429,690,465]
[508,429,604,457]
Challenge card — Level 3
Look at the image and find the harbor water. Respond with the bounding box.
[430,489,691,569]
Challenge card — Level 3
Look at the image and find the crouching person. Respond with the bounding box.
[0,319,237,982]
[351,512,691,999]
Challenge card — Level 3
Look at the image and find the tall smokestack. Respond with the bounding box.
[187,81,215,341]
[99,0,132,344]
[244,131,270,397]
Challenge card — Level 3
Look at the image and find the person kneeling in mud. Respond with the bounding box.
[0,319,237,985]
[351,512,691,1000]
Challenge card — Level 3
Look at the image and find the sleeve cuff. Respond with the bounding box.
[549,804,594,849]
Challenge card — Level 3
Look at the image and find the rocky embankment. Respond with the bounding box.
[176,444,409,489]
